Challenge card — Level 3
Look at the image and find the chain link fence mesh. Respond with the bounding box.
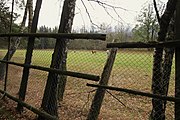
[0,39,177,119]
[88,48,175,120]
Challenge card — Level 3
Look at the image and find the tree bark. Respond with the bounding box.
[161,17,175,119]
[175,0,180,119]
[27,0,33,32]
[57,52,67,101]
[151,0,177,119]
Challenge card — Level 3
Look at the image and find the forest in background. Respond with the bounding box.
[0,0,163,50]
[0,0,178,119]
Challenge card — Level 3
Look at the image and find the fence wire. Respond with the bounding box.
[0,39,177,119]
[85,48,175,120]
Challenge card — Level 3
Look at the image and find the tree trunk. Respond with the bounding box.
[151,48,164,120]
[175,0,180,119]
[0,0,30,80]
[150,0,177,119]
[27,0,33,31]
[39,0,76,119]
[161,17,175,119]
[162,48,174,112]
[57,51,67,101]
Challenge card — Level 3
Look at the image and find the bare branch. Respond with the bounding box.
[88,0,135,12]
[75,5,86,26]
[153,0,161,24]
[80,0,135,30]
[113,7,125,24]
[80,0,100,28]
[99,2,124,25]
[88,0,133,25]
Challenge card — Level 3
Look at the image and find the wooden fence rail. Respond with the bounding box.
[0,89,58,120]
[0,33,106,40]
[0,60,100,81]
[107,40,180,48]
[87,83,180,102]
[0,32,105,119]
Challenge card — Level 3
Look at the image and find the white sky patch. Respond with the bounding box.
[15,0,168,29]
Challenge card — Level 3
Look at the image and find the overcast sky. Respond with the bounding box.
[16,0,168,29]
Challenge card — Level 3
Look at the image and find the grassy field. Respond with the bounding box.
[0,49,157,73]
[0,49,175,120]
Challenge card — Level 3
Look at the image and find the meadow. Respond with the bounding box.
[0,49,175,119]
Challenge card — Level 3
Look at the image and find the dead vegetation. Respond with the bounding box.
[0,64,175,119]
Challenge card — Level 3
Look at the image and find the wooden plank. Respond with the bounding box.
[0,60,100,81]
[17,0,42,112]
[87,83,180,102]
[0,33,106,40]
[107,40,180,48]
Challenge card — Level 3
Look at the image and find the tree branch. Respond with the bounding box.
[153,0,161,24]
[80,0,100,28]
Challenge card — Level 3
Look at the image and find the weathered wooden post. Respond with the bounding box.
[17,0,42,112]
[87,40,117,120]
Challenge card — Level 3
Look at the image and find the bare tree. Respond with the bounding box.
[151,0,177,119]
[0,0,33,80]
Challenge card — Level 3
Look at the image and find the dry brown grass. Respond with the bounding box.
[0,64,175,120]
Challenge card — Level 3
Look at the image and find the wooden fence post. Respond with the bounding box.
[87,41,117,120]
[17,0,42,112]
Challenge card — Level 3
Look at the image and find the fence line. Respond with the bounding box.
[85,39,179,119]
[0,33,105,119]
[107,40,180,48]
[0,89,58,120]
[87,83,179,102]
[0,33,106,40]
[0,60,100,81]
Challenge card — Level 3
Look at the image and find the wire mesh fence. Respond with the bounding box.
[0,39,177,119]
[86,48,175,120]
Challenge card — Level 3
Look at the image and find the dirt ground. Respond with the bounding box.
[0,65,175,120]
